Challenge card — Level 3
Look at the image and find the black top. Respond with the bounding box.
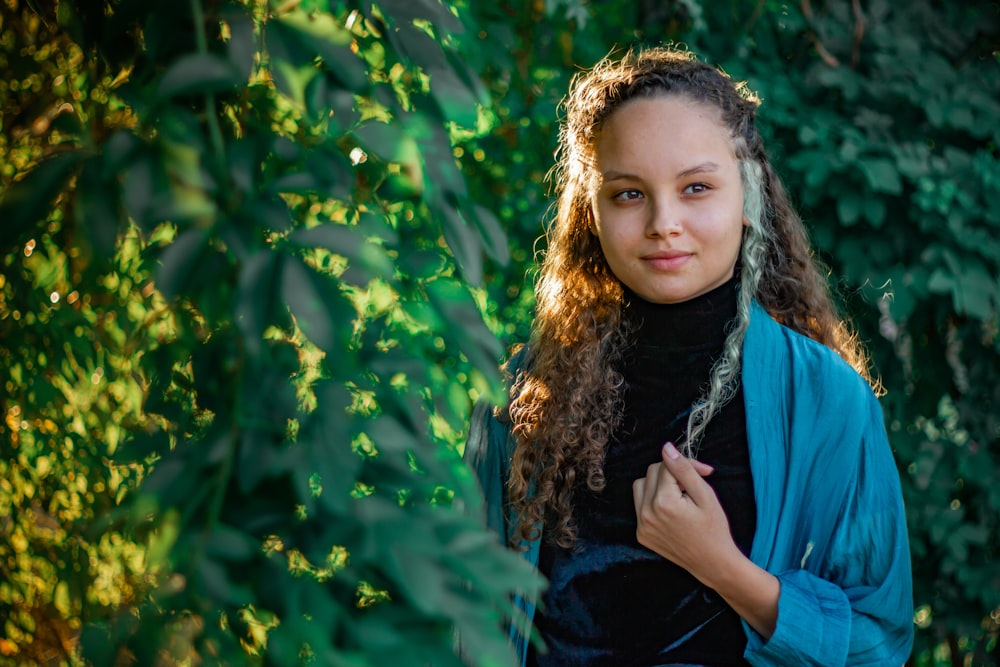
[530,278,756,667]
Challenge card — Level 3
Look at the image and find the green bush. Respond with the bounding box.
[1,0,538,664]
[2,0,997,665]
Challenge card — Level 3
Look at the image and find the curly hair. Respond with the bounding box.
[504,46,872,548]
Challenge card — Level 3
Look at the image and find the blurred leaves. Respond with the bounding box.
[1,0,537,665]
[2,0,998,665]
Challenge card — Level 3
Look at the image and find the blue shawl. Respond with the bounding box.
[465,302,914,666]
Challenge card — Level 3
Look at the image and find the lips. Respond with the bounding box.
[642,249,692,270]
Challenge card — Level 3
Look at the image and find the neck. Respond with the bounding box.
[623,277,738,350]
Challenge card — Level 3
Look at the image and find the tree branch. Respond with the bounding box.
[850,0,866,69]
[801,0,840,67]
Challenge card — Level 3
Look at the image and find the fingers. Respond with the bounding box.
[632,476,645,515]
[691,458,714,478]
[661,442,713,505]
[633,443,714,513]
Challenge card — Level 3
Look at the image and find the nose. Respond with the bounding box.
[645,200,682,238]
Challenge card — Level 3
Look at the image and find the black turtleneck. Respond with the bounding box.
[530,278,755,667]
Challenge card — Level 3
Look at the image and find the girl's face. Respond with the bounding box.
[591,96,746,304]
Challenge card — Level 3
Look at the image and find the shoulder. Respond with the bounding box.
[747,301,874,405]
[465,342,529,468]
[503,342,533,379]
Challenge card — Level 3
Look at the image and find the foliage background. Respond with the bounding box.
[1,0,998,666]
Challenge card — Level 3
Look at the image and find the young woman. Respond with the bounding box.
[465,47,913,666]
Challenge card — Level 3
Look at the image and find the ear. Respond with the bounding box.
[742,216,750,228]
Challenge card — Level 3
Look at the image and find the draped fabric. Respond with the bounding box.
[464,301,914,666]
[530,279,753,666]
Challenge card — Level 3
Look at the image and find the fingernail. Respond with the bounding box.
[663,442,680,460]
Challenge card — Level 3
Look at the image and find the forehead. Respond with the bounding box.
[594,96,736,165]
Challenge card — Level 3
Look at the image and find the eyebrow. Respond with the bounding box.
[601,161,721,182]
[677,161,720,178]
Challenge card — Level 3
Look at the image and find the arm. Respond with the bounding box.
[735,305,913,665]
[632,442,780,639]
[463,400,509,540]
[742,391,913,666]
[464,398,542,667]
[632,395,913,666]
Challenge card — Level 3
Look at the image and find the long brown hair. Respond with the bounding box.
[504,46,871,548]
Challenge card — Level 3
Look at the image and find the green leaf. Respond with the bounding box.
[102,130,141,173]
[426,278,502,375]
[235,250,286,360]
[882,268,921,323]
[238,426,281,493]
[281,256,356,353]
[389,22,479,127]
[248,193,293,232]
[440,198,484,284]
[387,546,448,614]
[947,105,975,132]
[858,158,903,195]
[272,59,319,108]
[836,194,862,227]
[205,524,260,562]
[468,204,509,265]
[142,456,191,501]
[121,151,162,232]
[956,260,997,320]
[272,11,366,91]
[266,16,361,105]
[377,0,464,34]
[155,53,243,101]
[270,169,323,194]
[0,151,83,255]
[155,228,212,300]
[354,120,422,166]
[144,509,181,569]
[223,8,257,81]
[925,268,954,295]
[301,382,360,511]
[304,72,331,123]
[198,556,254,606]
[288,224,362,254]
[75,157,122,258]
[864,197,887,228]
[367,414,421,455]
[287,224,394,280]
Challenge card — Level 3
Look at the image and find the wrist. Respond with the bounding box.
[697,542,752,592]
[701,548,780,639]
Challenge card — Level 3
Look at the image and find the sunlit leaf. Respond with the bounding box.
[377,0,464,34]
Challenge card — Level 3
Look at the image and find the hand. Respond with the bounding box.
[632,441,780,638]
[631,442,742,582]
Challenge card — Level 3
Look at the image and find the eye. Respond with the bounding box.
[683,183,711,194]
[612,189,644,201]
